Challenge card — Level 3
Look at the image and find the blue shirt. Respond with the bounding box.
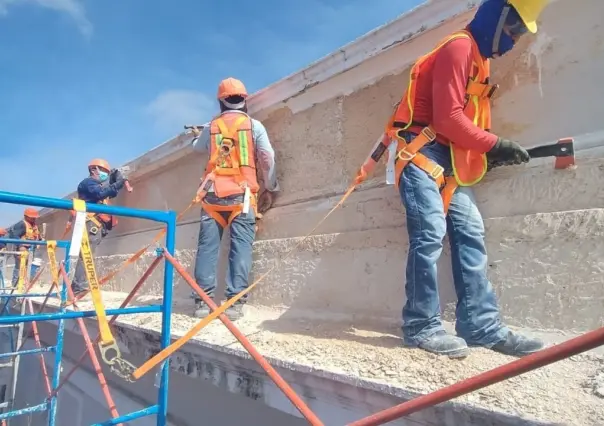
[77,177,120,203]
[191,110,280,192]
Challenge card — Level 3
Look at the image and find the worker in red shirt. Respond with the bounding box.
[357,0,548,358]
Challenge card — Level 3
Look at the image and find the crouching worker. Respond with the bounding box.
[190,77,279,320]
[68,159,127,296]
[7,208,42,285]
[357,0,549,358]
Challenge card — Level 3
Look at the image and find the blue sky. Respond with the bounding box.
[0,0,422,225]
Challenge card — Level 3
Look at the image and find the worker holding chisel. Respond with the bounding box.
[355,0,549,358]
[189,77,280,320]
[67,159,129,296]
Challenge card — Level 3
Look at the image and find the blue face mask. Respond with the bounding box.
[469,0,527,58]
[98,171,109,182]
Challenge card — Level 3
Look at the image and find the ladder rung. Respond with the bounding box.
[0,401,8,409]
[0,362,13,368]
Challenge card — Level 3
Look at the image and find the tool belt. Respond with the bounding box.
[391,125,458,214]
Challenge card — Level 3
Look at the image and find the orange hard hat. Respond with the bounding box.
[88,158,111,172]
[24,208,39,219]
[0,227,6,236]
[217,78,248,100]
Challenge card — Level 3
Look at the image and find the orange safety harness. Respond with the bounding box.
[358,30,498,213]
[67,198,117,236]
[199,112,260,228]
[20,221,41,248]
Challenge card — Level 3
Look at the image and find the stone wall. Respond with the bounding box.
[37,0,604,332]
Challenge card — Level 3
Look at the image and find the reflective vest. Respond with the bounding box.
[24,221,40,241]
[205,112,260,198]
[388,29,498,211]
[197,111,260,228]
[19,220,41,248]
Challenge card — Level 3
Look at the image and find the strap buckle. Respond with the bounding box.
[420,126,436,142]
[430,164,445,180]
[486,83,499,99]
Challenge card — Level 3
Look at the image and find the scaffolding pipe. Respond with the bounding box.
[0,304,162,324]
[0,346,55,358]
[348,326,604,426]
[91,405,159,426]
[49,256,162,398]
[27,300,52,396]
[61,268,121,423]
[163,251,324,426]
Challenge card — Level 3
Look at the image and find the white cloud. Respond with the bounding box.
[145,90,215,133]
[0,0,92,37]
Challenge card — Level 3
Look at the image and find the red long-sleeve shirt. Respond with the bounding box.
[407,37,498,153]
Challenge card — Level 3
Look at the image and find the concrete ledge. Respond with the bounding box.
[28,295,604,426]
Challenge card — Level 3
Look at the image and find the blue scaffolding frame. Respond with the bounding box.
[0,190,177,426]
[0,237,70,424]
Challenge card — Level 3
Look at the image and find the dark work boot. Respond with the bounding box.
[490,330,544,357]
[194,300,211,318]
[415,331,469,359]
[224,302,244,321]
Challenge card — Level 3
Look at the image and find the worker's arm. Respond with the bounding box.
[7,221,26,240]
[78,178,124,202]
[191,127,210,154]
[252,119,280,193]
[431,38,498,153]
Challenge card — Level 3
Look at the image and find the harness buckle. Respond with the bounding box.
[487,84,499,99]
[397,146,416,162]
[420,127,436,142]
[429,164,445,180]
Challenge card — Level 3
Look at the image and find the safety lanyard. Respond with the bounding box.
[70,198,136,380]
[17,251,28,293]
[46,240,59,290]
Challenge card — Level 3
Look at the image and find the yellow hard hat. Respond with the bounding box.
[508,0,549,34]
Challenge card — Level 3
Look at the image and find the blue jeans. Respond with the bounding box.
[193,193,256,304]
[399,135,508,347]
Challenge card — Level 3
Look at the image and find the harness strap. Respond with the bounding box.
[210,116,247,173]
[201,193,257,229]
[393,126,459,214]
[466,80,499,99]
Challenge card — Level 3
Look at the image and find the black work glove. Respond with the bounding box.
[257,191,276,215]
[109,168,123,184]
[487,138,530,166]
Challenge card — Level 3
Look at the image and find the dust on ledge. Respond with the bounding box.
[28,288,604,426]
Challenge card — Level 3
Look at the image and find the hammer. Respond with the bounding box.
[526,137,575,169]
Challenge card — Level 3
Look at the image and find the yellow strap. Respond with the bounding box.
[73,199,113,346]
[17,251,28,294]
[46,241,59,289]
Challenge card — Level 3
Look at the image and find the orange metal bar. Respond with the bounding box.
[56,264,121,424]
[14,279,57,355]
[49,257,161,398]
[348,326,604,426]
[162,251,324,426]
[26,299,52,396]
